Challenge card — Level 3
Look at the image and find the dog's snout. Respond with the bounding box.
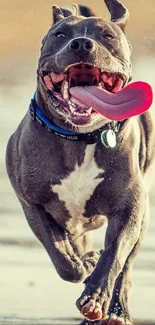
[70,38,94,54]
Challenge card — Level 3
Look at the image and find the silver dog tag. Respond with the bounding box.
[101,130,117,148]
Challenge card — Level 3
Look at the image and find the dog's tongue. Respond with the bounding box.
[70,81,153,121]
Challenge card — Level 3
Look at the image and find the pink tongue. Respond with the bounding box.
[69,81,153,121]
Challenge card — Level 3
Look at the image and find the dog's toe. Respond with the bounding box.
[77,297,103,321]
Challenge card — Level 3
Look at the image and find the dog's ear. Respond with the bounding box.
[52,5,78,24]
[79,5,96,17]
[104,0,129,32]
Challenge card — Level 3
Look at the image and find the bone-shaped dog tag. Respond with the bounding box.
[101,130,116,148]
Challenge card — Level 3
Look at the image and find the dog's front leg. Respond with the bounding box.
[107,193,149,325]
[76,187,145,322]
[20,201,95,283]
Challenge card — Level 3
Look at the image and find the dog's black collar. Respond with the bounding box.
[29,96,121,145]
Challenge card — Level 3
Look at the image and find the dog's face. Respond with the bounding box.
[37,1,132,133]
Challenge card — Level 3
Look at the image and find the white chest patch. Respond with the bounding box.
[51,145,104,218]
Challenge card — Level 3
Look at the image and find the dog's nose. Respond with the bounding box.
[70,38,94,54]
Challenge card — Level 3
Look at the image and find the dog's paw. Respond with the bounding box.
[77,297,102,321]
[76,295,107,321]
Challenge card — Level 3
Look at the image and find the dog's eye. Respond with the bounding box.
[103,34,115,40]
[55,31,66,38]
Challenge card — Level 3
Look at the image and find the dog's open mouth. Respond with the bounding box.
[43,63,153,124]
[43,63,125,125]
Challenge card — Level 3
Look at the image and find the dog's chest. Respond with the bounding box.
[51,145,104,218]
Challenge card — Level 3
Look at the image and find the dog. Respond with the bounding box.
[6,1,155,324]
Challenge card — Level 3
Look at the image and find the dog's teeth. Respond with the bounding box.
[87,107,92,114]
[61,80,69,100]
[73,112,88,117]
[64,82,69,100]
[68,100,76,108]
[69,105,75,113]
[69,105,91,117]
[64,81,69,89]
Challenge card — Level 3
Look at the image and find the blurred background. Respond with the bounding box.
[0,0,155,324]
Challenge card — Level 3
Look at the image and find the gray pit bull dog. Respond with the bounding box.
[6,1,155,324]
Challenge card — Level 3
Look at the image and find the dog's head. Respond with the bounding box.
[37,0,132,133]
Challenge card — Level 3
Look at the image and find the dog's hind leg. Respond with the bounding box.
[20,201,99,283]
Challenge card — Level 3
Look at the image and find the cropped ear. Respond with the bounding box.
[104,0,129,32]
[79,5,96,17]
[52,5,78,24]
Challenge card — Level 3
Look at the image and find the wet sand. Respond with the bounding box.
[0,0,155,324]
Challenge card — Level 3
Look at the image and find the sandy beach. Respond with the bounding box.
[0,0,155,324]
